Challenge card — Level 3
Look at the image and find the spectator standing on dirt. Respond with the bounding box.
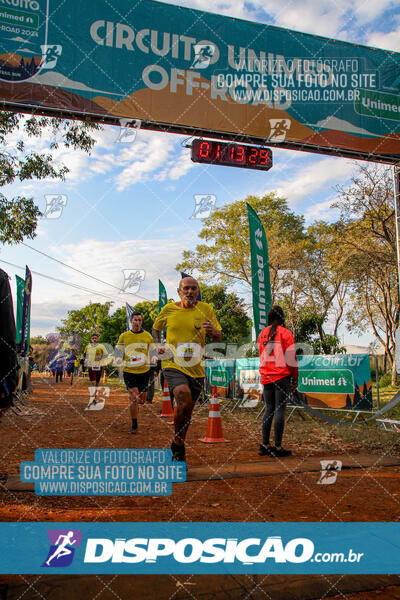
[257,305,298,458]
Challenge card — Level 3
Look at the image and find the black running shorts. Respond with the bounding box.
[123,371,150,392]
[162,368,204,402]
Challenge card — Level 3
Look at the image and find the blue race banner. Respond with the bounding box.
[0,0,398,162]
[0,522,399,574]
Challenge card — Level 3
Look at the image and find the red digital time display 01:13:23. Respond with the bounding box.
[191,139,273,171]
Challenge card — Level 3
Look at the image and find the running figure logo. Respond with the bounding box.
[40,45,62,69]
[86,386,109,411]
[121,269,145,294]
[42,194,67,219]
[115,118,141,143]
[317,460,342,485]
[42,529,82,567]
[190,44,215,69]
[268,119,291,141]
[190,195,216,219]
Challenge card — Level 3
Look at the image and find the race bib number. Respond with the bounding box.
[177,343,201,358]
[129,355,145,366]
[91,366,101,371]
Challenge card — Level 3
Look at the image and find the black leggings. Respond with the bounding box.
[262,376,291,447]
[55,371,63,383]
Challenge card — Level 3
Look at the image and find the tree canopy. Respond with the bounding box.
[57,283,252,350]
[0,112,101,244]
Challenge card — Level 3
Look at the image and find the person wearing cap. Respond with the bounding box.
[152,276,222,462]
[257,305,298,458]
[116,311,156,434]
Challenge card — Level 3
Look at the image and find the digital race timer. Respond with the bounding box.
[191,139,273,171]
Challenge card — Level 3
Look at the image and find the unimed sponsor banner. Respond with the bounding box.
[235,358,263,403]
[205,359,234,397]
[298,354,373,411]
[229,355,372,410]
[0,522,399,574]
[0,1,398,161]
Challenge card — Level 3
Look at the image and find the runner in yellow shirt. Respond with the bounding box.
[84,334,110,404]
[152,277,222,462]
[116,311,156,434]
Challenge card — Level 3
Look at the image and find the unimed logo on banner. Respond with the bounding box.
[83,536,314,564]
[42,529,82,567]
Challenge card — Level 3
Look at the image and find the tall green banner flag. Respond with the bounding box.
[20,266,32,354]
[15,275,25,346]
[247,204,272,339]
[158,280,167,313]
[15,269,32,354]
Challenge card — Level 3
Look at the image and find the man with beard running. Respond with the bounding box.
[152,277,222,462]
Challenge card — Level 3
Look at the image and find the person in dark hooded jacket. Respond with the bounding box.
[0,269,18,415]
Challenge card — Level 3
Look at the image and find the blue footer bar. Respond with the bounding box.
[1,522,399,574]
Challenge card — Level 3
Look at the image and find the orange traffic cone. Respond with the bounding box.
[161,380,174,417]
[199,387,230,443]
[167,399,177,425]
[103,370,107,384]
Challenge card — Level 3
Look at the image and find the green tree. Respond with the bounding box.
[177,194,345,348]
[199,283,252,344]
[132,300,159,332]
[30,335,49,345]
[58,301,162,348]
[177,194,305,297]
[100,301,160,344]
[290,306,345,355]
[332,163,398,381]
[281,221,348,351]
[0,112,101,244]
[58,302,112,350]
[100,307,127,345]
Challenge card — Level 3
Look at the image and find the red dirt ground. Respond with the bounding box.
[0,378,399,523]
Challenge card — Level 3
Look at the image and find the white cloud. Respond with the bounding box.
[160,0,397,43]
[302,196,340,222]
[51,238,189,296]
[113,131,195,189]
[1,121,194,200]
[367,23,400,51]
[352,0,397,25]
[267,156,355,205]
[7,235,192,336]
[156,148,195,182]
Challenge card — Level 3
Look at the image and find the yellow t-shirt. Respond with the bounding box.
[116,330,154,374]
[152,301,222,378]
[84,343,109,368]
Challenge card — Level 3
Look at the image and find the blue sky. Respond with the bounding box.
[1,0,399,346]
